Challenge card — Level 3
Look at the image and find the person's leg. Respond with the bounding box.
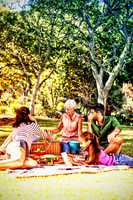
[115,154,133,166]
[104,143,121,154]
[0,154,9,160]
[23,157,38,168]
[61,142,70,153]
[104,136,124,154]
[0,149,38,170]
[0,140,28,170]
[0,147,26,170]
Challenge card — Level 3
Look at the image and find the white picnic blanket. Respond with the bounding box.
[7,165,130,178]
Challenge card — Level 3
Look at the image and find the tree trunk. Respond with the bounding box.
[91,36,131,112]
[30,72,41,115]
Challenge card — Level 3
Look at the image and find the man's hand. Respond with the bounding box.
[87,112,94,122]
[107,128,120,143]
[107,133,116,143]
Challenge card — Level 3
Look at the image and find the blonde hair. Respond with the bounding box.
[64,99,77,109]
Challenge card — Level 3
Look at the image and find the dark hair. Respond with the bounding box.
[13,106,34,127]
[81,131,101,164]
[88,103,104,115]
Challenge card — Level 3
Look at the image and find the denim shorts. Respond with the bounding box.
[6,140,29,160]
[19,140,29,157]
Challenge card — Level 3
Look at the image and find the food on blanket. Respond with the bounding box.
[41,154,57,160]
[37,155,61,165]
[31,147,44,152]
[31,147,46,156]
[30,153,64,166]
[53,158,64,164]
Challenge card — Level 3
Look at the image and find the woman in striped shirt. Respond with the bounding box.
[0,106,47,170]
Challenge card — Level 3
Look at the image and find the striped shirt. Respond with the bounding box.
[1,122,46,151]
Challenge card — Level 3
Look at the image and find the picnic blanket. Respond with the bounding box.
[7,165,130,179]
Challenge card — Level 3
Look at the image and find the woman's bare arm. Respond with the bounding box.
[49,117,63,134]
[0,133,13,153]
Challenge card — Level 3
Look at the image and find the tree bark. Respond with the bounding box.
[30,68,55,115]
[91,36,131,110]
[30,71,41,115]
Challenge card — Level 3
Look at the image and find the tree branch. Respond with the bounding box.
[104,35,131,91]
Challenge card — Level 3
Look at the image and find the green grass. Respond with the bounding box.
[0,169,133,200]
[0,119,133,200]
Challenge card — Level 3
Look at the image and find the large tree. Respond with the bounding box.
[59,0,132,109]
[0,2,72,114]
[0,0,132,114]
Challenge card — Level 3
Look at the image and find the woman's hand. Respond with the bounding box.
[44,130,54,141]
[28,114,36,122]
[87,111,94,122]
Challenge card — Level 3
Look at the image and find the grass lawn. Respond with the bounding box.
[0,170,133,200]
[0,118,133,200]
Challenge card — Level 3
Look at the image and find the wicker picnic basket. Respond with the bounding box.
[31,141,61,155]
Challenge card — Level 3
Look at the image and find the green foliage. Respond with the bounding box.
[116,112,133,126]
[56,102,64,112]
[0,106,7,114]
[0,0,132,115]
[107,84,124,109]
[117,59,133,85]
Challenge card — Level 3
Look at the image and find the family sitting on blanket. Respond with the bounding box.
[0,107,49,170]
[0,100,132,170]
[69,131,133,166]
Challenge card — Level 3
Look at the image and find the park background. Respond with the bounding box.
[0,0,133,200]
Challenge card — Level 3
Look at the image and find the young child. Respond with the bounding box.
[71,131,133,166]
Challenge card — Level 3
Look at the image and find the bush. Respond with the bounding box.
[115,111,133,126]
[46,111,62,119]
[0,106,7,114]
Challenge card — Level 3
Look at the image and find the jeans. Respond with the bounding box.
[61,141,80,154]
[115,154,133,166]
